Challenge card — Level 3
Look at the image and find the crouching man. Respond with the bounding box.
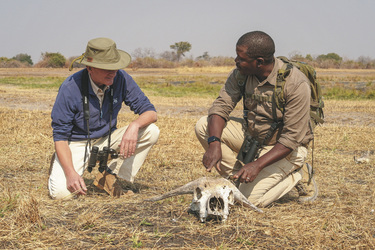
[48,38,159,199]
[195,31,317,207]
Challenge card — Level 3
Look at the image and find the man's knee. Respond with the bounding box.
[48,159,72,200]
[195,116,208,139]
[50,190,72,200]
[240,170,302,207]
[146,123,160,145]
[48,179,71,200]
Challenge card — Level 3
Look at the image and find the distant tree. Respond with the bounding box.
[12,53,33,65]
[132,48,156,59]
[0,57,12,67]
[0,56,29,68]
[170,41,192,62]
[341,59,360,69]
[326,53,342,62]
[357,56,374,68]
[316,52,342,68]
[317,52,342,63]
[305,54,313,61]
[288,50,304,61]
[196,51,210,61]
[39,52,66,68]
[159,51,176,61]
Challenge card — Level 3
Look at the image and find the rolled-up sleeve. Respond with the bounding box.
[278,73,311,150]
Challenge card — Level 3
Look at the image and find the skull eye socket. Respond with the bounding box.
[195,187,202,199]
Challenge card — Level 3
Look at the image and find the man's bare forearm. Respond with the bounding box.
[207,114,226,139]
[55,140,75,177]
[130,110,157,129]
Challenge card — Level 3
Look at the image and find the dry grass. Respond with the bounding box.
[0,68,375,248]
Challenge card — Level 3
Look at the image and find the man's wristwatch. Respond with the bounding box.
[207,136,221,144]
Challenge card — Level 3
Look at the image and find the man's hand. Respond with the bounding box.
[119,110,157,159]
[66,171,87,195]
[55,140,87,196]
[202,142,222,172]
[233,162,262,183]
[119,122,139,158]
[233,143,293,183]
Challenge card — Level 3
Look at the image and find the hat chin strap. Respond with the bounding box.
[69,54,85,71]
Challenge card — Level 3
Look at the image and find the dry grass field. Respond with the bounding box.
[0,67,374,249]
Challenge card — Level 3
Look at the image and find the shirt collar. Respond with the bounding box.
[259,57,282,86]
[88,74,109,95]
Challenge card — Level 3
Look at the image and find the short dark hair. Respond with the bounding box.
[237,31,275,64]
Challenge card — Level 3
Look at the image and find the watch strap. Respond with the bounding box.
[208,136,221,144]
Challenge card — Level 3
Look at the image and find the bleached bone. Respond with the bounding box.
[146,177,263,222]
[354,150,372,164]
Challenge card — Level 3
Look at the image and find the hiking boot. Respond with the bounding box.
[295,163,318,202]
[93,170,124,198]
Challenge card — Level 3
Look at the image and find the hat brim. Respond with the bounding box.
[80,50,131,70]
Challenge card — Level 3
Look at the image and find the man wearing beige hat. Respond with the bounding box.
[48,38,159,199]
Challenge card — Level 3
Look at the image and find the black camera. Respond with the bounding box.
[87,146,118,173]
[237,135,261,164]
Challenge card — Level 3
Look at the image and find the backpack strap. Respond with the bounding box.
[310,110,324,124]
[236,69,282,146]
[274,62,293,114]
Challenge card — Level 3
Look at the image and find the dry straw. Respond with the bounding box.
[0,68,374,248]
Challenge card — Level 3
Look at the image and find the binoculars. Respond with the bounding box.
[87,146,118,173]
[237,135,261,164]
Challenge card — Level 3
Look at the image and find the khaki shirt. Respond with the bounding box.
[208,58,313,150]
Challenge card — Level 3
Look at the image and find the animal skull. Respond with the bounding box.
[146,177,262,222]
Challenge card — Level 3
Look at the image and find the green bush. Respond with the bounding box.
[37,52,66,68]
[12,53,33,66]
[0,57,29,68]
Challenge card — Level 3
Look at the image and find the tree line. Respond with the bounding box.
[1,41,374,69]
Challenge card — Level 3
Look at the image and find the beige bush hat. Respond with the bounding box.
[69,38,131,71]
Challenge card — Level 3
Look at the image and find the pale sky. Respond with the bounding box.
[1,0,374,64]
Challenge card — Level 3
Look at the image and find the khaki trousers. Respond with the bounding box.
[195,116,306,207]
[48,124,159,199]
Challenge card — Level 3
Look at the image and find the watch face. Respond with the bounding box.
[208,136,220,144]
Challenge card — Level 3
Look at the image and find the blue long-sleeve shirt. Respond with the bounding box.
[51,69,156,141]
